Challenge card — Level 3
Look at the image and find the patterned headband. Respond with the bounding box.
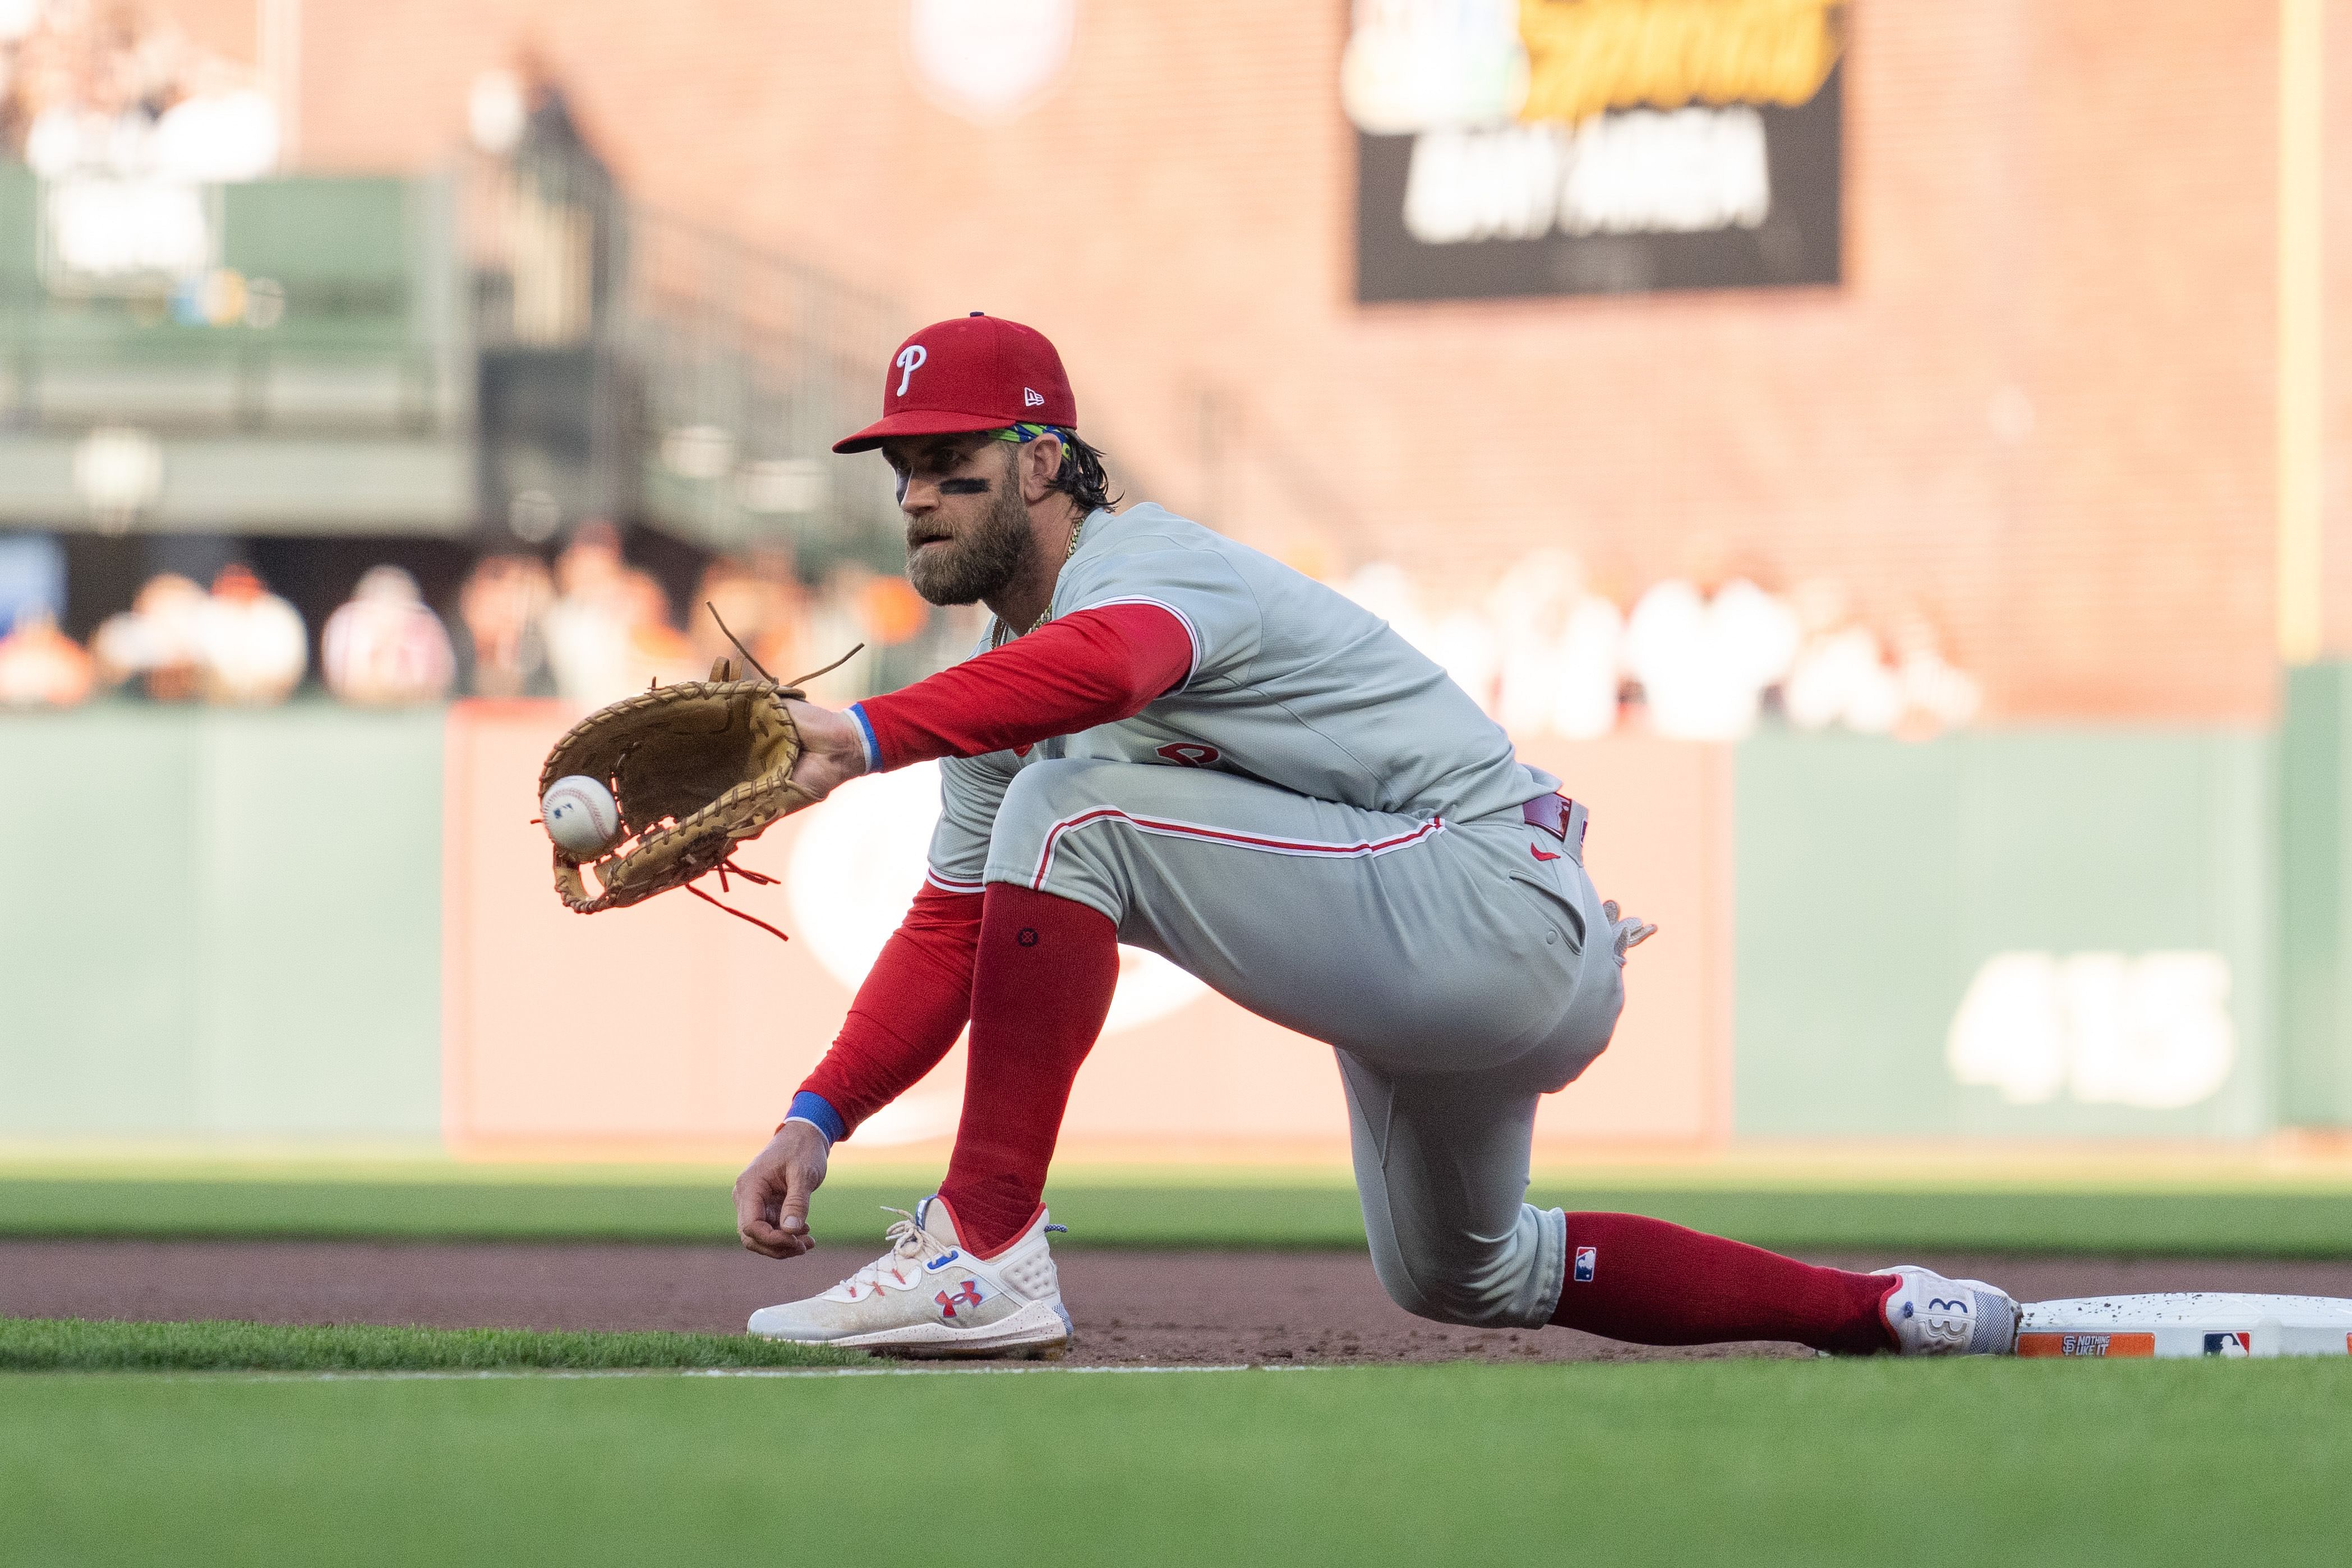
[991,423,1072,445]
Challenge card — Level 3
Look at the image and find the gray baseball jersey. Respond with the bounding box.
[897,501,1631,1332]
[924,501,1560,893]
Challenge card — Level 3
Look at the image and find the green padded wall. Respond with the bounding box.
[2279,665,2352,1127]
[1735,730,2275,1138]
[0,706,444,1140]
[219,177,411,291]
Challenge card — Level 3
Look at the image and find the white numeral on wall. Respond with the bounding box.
[1945,952,2236,1110]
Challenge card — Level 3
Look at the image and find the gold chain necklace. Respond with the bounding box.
[990,513,1086,651]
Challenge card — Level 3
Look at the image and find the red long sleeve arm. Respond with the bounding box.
[855,602,1194,768]
[795,882,980,1136]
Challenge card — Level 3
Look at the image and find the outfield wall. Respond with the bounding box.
[7,695,2344,1153]
[1,705,443,1140]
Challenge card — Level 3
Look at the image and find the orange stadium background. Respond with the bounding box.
[118,0,2352,710]
[7,0,2352,1161]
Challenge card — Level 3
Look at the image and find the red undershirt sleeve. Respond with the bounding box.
[796,604,1188,1134]
[853,602,1194,768]
[794,882,981,1137]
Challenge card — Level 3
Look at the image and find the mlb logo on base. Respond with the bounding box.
[2204,1331,2252,1357]
[1573,1247,1598,1283]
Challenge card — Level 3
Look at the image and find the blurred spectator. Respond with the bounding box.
[322,566,457,706]
[859,573,930,651]
[91,570,205,700]
[1338,551,1978,742]
[0,610,93,705]
[1783,621,1902,735]
[541,523,631,703]
[541,523,703,703]
[801,563,886,704]
[2,2,275,176]
[1889,607,1982,739]
[1623,576,1799,741]
[193,563,304,704]
[1488,550,1624,741]
[151,54,275,182]
[692,551,809,681]
[456,552,556,698]
[619,567,702,689]
[1780,580,1986,739]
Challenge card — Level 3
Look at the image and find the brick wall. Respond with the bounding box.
[173,0,2323,721]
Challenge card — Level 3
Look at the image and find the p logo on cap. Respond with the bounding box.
[895,344,928,396]
[834,313,1079,453]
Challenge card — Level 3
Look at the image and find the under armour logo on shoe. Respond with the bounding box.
[936,1281,984,1319]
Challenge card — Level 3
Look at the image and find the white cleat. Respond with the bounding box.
[1875,1265,2019,1356]
[746,1196,1074,1359]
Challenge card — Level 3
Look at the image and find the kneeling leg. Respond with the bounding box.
[1345,1054,1899,1352]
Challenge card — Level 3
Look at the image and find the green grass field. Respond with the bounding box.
[0,1318,858,1373]
[9,1160,2351,1563]
[7,1359,2349,1566]
[6,1171,2352,1255]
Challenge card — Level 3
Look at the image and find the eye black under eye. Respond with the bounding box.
[939,478,990,495]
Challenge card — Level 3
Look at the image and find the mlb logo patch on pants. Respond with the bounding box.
[1573,1246,1597,1283]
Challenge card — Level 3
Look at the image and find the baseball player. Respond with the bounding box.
[731,313,2018,1359]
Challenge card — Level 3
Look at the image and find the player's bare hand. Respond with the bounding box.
[1603,900,1657,965]
[735,1122,829,1259]
[783,698,869,803]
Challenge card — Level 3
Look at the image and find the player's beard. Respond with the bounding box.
[905,478,1034,607]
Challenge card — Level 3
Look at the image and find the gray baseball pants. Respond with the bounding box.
[983,758,1627,1329]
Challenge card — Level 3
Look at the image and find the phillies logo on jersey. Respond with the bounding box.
[936,1281,984,1320]
[1156,742,1221,768]
[894,343,928,396]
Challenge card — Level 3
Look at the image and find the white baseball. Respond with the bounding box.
[542,774,621,856]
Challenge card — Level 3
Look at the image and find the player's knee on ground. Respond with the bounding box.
[1362,1211,1561,1330]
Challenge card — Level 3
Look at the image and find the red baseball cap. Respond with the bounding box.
[832,312,1078,453]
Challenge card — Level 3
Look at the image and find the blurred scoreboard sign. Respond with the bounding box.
[1348,0,1844,301]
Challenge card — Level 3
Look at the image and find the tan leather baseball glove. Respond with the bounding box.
[537,648,851,928]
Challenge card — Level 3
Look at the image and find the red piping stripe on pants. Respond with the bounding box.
[1027,809,1447,891]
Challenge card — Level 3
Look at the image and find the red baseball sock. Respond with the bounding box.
[1550,1212,1898,1354]
[937,884,1120,1256]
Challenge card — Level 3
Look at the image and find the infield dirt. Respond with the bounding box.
[7,1241,2352,1366]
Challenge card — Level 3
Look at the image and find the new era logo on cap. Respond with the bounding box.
[834,313,1078,453]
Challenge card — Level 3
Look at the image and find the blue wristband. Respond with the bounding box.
[785,1091,847,1146]
[846,703,882,773]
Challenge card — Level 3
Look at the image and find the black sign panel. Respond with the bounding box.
[1353,56,1842,302]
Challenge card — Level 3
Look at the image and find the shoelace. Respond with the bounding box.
[831,1208,947,1298]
